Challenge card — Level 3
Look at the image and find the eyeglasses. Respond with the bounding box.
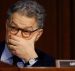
[7,24,39,38]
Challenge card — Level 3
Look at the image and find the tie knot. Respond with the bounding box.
[13,55,26,68]
[17,61,24,68]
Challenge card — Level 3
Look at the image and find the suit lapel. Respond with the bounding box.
[13,55,22,66]
[0,41,5,58]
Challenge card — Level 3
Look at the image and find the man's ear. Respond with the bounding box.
[35,29,43,42]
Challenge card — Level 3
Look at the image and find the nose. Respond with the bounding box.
[16,30,22,37]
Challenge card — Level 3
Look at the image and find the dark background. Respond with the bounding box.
[0,0,75,60]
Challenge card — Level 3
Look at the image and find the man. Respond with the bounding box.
[0,0,55,68]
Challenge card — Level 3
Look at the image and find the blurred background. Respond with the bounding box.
[0,0,75,60]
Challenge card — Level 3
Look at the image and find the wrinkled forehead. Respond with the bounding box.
[8,12,38,30]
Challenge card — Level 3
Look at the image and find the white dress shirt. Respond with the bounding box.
[1,44,13,65]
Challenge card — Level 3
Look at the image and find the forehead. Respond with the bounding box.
[9,12,38,29]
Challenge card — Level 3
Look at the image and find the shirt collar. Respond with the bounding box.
[1,44,13,61]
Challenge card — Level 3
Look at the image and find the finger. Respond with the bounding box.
[11,35,24,42]
[8,45,17,55]
[8,38,19,45]
[10,35,20,41]
[8,44,16,51]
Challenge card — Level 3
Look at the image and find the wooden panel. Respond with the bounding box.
[63,0,71,59]
[70,0,75,59]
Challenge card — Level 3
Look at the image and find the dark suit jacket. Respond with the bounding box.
[0,41,55,67]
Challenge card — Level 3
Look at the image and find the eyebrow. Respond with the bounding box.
[23,26,33,30]
[10,21,34,31]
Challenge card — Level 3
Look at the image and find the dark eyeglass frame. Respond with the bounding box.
[7,24,40,37]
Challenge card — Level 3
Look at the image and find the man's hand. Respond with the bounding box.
[8,32,38,62]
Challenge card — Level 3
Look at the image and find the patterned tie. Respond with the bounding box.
[13,55,25,68]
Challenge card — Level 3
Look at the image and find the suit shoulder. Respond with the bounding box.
[35,48,55,67]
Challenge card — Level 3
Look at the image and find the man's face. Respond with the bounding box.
[6,12,42,45]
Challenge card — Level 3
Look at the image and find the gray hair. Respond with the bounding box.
[7,0,45,28]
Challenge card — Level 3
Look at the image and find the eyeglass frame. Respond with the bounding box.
[6,23,40,37]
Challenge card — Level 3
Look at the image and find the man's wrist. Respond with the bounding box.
[25,57,38,66]
[24,51,38,62]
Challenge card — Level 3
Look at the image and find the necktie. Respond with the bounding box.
[13,55,25,68]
